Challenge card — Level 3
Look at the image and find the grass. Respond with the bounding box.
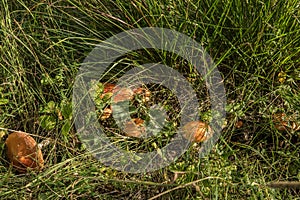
[0,0,299,199]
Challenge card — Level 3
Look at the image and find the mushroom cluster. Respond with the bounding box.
[5,132,44,173]
[99,83,151,120]
[97,83,213,143]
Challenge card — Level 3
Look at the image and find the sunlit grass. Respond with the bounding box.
[0,0,299,199]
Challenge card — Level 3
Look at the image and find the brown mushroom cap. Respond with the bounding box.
[123,118,145,138]
[100,107,113,120]
[99,83,152,121]
[112,86,134,103]
[5,132,44,173]
[182,121,212,143]
[100,83,133,103]
[132,87,151,102]
[101,83,151,103]
[99,83,132,120]
[235,120,243,129]
[103,83,115,93]
[100,83,116,99]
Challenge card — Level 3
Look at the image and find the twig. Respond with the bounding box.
[267,181,300,189]
[0,127,26,133]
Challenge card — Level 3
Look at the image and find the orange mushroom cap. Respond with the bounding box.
[101,83,151,103]
[112,86,134,103]
[235,120,243,129]
[123,118,145,138]
[5,132,44,173]
[132,87,151,103]
[100,107,113,120]
[182,121,212,143]
[99,83,152,121]
[100,83,133,103]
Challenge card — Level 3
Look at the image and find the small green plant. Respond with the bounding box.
[0,87,9,107]
[39,99,73,142]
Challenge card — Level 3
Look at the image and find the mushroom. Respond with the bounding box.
[100,83,133,103]
[235,120,243,129]
[99,83,152,121]
[5,131,44,173]
[102,83,115,95]
[102,83,151,103]
[112,86,134,103]
[272,112,300,132]
[123,118,145,138]
[132,87,151,103]
[182,121,212,143]
[100,107,113,120]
